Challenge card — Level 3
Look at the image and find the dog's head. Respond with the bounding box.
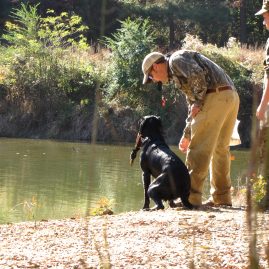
[130,115,163,165]
[139,115,163,139]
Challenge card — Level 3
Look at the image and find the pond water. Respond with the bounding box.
[0,138,249,224]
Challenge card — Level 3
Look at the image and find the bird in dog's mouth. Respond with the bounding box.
[130,133,142,166]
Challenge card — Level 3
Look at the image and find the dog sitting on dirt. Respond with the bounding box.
[130,115,193,210]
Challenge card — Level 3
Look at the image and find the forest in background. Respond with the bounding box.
[0,0,267,47]
[0,0,266,146]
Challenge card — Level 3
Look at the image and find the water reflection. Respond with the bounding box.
[0,138,249,224]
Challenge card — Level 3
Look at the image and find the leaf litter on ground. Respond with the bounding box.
[0,207,269,268]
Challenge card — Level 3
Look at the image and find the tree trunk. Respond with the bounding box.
[240,0,247,44]
[100,0,107,37]
[169,17,175,49]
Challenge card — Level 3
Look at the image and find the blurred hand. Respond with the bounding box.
[191,104,200,118]
[178,137,190,154]
[256,104,267,121]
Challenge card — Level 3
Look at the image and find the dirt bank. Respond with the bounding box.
[0,208,268,269]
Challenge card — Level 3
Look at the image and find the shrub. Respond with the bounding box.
[0,3,97,125]
[38,9,88,49]
[252,175,267,205]
[104,18,157,104]
[89,197,114,216]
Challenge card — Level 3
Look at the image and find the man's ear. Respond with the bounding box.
[152,63,158,70]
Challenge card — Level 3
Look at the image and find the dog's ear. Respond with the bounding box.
[154,116,162,131]
[155,116,161,124]
[138,117,146,134]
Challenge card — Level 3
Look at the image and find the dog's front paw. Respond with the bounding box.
[142,204,150,210]
[142,202,150,210]
[150,205,165,211]
[169,200,177,208]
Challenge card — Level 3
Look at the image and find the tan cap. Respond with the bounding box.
[142,52,164,84]
[255,0,269,15]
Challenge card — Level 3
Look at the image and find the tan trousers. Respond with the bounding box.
[186,89,240,206]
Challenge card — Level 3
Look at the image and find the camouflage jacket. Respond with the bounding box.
[168,50,235,139]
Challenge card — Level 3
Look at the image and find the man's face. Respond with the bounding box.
[149,62,169,84]
[263,12,269,30]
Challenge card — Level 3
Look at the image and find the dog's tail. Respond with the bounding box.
[130,133,142,166]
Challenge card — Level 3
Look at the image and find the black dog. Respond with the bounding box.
[130,115,193,210]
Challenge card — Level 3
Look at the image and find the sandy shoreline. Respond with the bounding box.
[0,207,269,268]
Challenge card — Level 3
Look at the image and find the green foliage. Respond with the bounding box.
[0,2,264,143]
[229,0,267,45]
[3,3,89,50]
[89,197,114,216]
[119,0,231,47]
[186,0,231,46]
[38,9,88,49]
[105,18,156,102]
[251,175,267,205]
[2,3,40,50]
[0,0,267,48]
[103,17,175,118]
[0,3,96,126]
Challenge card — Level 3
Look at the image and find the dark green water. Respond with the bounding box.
[0,138,249,224]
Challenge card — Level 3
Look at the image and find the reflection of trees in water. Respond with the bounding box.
[90,144,143,213]
[0,140,251,224]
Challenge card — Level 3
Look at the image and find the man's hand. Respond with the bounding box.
[256,103,267,121]
[191,104,200,118]
[256,76,269,121]
[178,137,190,153]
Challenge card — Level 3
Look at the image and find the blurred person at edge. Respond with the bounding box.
[141,50,239,207]
[255,0,269,123]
